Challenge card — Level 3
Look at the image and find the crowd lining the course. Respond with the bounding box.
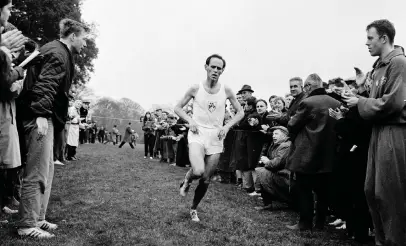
[0,3,405,243]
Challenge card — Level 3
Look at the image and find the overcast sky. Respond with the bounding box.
[81,0,406,111]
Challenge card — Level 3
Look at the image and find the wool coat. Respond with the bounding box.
[286,88,340,174]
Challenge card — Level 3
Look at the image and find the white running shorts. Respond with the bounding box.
[188,127,224,155]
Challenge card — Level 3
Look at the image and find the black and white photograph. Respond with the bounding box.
[0,0,405,245]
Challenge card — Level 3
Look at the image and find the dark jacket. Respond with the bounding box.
[286,88,340,174]
[142,119,156,135]
[335,91,371,153]
[275,92,306,126]
[264,140,291,172]
[16,40,74,130]
[123,125,133,142]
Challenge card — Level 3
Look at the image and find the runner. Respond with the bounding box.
[174,54,244,222]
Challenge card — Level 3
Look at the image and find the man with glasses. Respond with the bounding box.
[286,74,340,231]
[174,54,244,222]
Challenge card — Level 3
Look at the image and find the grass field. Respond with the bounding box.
[0,143,369,246]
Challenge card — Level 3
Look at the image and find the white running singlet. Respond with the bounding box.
[192,81,227,129]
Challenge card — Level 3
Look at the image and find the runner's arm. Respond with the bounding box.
[224,85,244,128]
[174,84,198,124]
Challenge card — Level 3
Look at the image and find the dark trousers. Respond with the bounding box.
[66,145,77,159]
[119,141,134,149]
[53,127,65,161]
[144,133,155,157]
[0,168,19,207]
[296,173,330,229]
[79,129,86,144]
[98,135,104,143]
[90,133,96,143]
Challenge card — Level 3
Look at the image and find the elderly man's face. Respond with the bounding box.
[273,129,287,144]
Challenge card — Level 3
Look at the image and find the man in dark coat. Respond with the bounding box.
[285,73,340,231]
[118,122,135,149]
[16,19,88,238]
[329,87,372,243]
[267,77,306,126]
[343,20,406,246]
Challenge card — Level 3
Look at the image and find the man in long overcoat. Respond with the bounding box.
[118,122,135,149]
[344,19,406,246]
[286,74,340,231]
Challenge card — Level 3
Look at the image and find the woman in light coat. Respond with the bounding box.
[0,44,25,215]
[66,100,81,161]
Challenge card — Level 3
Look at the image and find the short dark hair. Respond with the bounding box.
[329,77,345,87]
[289,77,303,85]
[205,54,226,69]
[268,95,277,102]
[59,18,88,39]
[0,0,11,9]
[114,125,117,127]
[245,96,257,107]
[367,19,396,45]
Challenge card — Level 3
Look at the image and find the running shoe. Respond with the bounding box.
[37,220,58,231]
[179,180,190,197]
[54,160,64,166]
[190,210,200,222]
[248,191,261,197]
[329,218,343,226]
[18,227,55,239]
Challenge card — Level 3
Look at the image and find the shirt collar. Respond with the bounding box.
[373,47,404,69]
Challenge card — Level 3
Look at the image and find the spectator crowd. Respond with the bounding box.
[0,1,404,244]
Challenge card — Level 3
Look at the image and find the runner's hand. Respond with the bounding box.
[218,126,230,141]
[188,120,199,134]
[36,117,48,136]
